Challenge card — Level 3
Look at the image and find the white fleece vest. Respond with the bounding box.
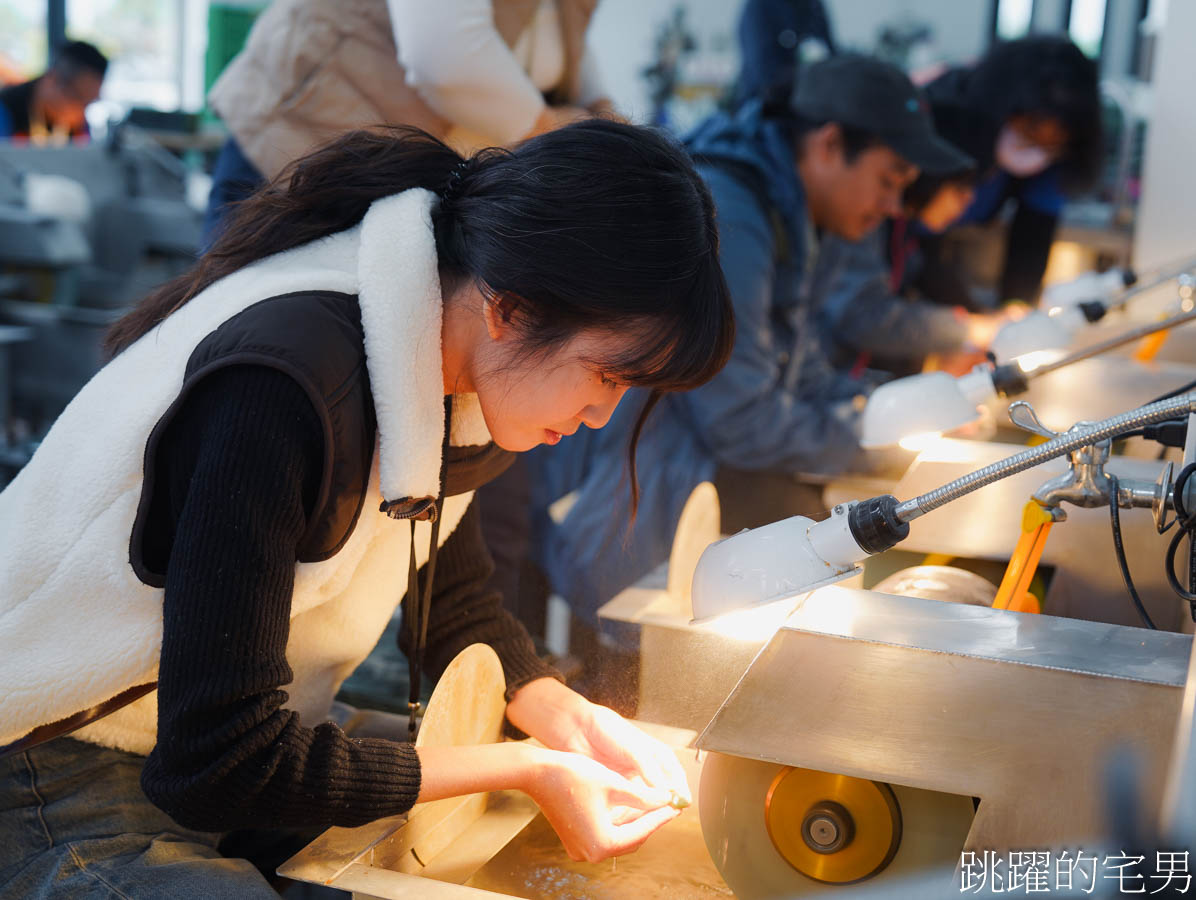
[0,189,493,755]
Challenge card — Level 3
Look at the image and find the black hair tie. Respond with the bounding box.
[440,158,472,204]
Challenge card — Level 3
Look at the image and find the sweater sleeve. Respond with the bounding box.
[404,497,562,700]
[818,233,968,360]
[387,0,545,145]
[140,366,422,832]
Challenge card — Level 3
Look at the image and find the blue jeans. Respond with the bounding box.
[0,738,294,898]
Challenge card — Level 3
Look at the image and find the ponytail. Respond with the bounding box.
[103,120,734,522]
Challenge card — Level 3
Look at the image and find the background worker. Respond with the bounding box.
[0,40,107,143]
[202,0,614,243]
[816,161,1009,378]
[917,35,1104,306]
[734,0,836,109]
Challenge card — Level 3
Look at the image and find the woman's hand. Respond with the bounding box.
[506,677,692,806]
[415,741,677,862]
[524,746,680,862]
[413,741,674,860]
[964,311,1008,350]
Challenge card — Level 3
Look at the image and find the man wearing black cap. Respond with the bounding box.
[517,54,972,669]
[0,41,108,144]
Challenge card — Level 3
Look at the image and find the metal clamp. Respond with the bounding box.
[1155,461,1177,533]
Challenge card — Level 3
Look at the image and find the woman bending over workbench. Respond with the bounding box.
[0,120,734,897]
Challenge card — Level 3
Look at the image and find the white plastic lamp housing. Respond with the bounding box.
[859,371,982,449]
[690,510,864,623]
[1042,269,1127,311]
[955,365,997,406]
[990,311,1074,371]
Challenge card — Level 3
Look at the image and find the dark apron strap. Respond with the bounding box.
[403,396,453,741]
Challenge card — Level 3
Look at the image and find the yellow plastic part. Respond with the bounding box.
[1006,592,1042,614]
[993,502,1053,612]
[763,767,902,885]
[1021,501,1057,532]
[920,553,955,567]
[1134,321,1171,362]
[1134,331,1168,361]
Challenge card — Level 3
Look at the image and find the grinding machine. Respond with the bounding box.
[277,394,1196,899]
[605,393,1196,897]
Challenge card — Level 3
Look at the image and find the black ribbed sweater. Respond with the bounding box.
[137,366,558,832]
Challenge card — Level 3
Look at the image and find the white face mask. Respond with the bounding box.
[995,125,1054,177]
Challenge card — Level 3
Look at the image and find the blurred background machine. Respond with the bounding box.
[0,122,202,479]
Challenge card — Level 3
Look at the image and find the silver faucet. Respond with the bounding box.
[1011,401,1175,530]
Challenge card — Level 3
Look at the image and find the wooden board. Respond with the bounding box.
[279,644,513,889]
[667,482,721,615]
[384,643,508,875]
[415,643,507,750]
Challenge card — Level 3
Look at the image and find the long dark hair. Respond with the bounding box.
[106,121,734,512]
[965,36,1102,191]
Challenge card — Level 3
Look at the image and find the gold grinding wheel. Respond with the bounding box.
[763,767,901,884]
[699,752,974,898]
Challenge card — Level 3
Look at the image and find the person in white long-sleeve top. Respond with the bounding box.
[203,0,611,243]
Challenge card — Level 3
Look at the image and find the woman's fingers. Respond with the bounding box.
[559,805,681,863]
[610,803,649,826]
[586,707,686,796]
[606,805,681,856]
[613,728,691,804]
[607,772,672,812]
[532,748,687,864]
[659,748,692,805]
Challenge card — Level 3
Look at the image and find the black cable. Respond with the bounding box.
[1116,421,1188,448]
[1108,473,1157,629]
[1149,377,1196,405]
[1164,463,1196,619]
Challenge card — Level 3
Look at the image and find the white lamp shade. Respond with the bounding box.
[690,515,858,623]
[859,372,981,449]
[990,312,1072,367]
[1042,269,1127,311]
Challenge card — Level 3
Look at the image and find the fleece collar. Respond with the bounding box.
[355,189,492,503]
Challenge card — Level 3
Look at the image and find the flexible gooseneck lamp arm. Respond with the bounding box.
[991,307,1196,398]
[892,394,1196,524]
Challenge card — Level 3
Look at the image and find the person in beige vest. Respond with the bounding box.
[202,0,609,243]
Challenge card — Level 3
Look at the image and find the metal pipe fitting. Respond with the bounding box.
[894,394,1196,523]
